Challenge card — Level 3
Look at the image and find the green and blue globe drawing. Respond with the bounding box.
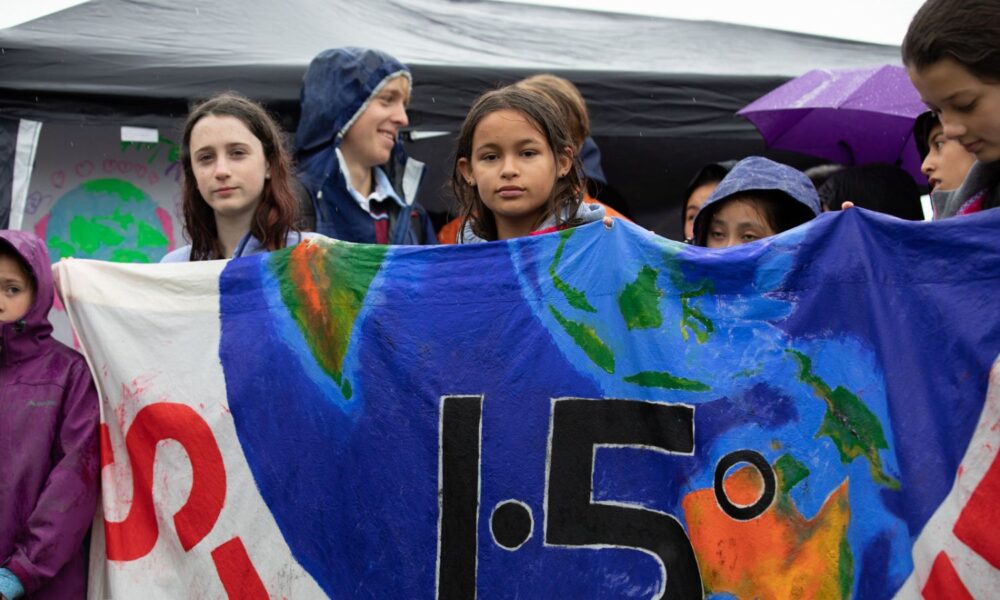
[44,178,172,263]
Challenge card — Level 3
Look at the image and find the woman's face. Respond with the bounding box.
[684,182,718,241]
[705,198,775,249]
[189,114,269,222]
[909,58,1000,164]
[921,122,977,193]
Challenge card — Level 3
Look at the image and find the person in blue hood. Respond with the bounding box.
[692,156,819,248]
[294,47,437,245]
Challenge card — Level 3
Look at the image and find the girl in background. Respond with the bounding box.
[914,111,976,194]
[162,92,310,262]
[692,156,820,248]
[453,86,606,242]
[0,230,99,600]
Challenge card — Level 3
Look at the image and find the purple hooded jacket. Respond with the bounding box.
[0,230,99,599]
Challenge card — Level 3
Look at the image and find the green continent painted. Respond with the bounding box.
[618,265,663,330]
[270,239,388,397]
[137,220,169,247]
[82,178,147,202]
[549,228,596,313]
[774,453,810,495]
[662,247,715,343]
[839,534,854,599]
[67,215,125,254]
[624,370,709,392]
[787,349,900,489]
[549,305,615,374]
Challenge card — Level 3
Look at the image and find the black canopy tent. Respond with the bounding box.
[0,0,903,237]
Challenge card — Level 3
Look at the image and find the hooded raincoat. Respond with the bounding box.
[692,156,820,246]
[0,230,99,599]
[294,47,436,245]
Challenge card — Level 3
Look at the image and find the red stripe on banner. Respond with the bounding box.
[953,450,1000,569]
[105,402,227,560]
[211,537,268,599]
[100,423,114,469]
[922,552,974,600]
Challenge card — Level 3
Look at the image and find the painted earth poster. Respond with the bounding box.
[17,122,183,344]
[55,209,1000,599]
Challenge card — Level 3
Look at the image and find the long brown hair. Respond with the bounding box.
[452,86,584,242]
[902,0,1000,81]
[181,92,299,260]
[514,74,590,149]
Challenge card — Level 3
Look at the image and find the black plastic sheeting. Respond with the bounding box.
[0,0,903,237]
[0,118,16,229]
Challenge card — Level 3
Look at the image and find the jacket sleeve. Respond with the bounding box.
[4,358,99,594]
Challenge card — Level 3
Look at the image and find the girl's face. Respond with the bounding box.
[684,182,718,241]
[458,109,571,240]
[0,254,33,323]
[341,76,410,169]
[189,114,269,222]
[706,198,775,249]
[921,122,977,193]
[909,58,1000,163]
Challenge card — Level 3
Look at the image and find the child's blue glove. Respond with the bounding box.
[0,567,24,599]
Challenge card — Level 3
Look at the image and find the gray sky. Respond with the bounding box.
[2,0,925,45]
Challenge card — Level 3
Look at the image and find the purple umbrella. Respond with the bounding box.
[737,64,928,184]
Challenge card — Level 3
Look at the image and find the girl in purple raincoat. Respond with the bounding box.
[0,230,99,599]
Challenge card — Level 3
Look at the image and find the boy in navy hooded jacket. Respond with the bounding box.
[294,47,437,245]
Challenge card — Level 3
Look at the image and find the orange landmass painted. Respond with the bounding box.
[682,466,851,599]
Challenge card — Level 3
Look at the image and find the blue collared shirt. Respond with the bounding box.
[335,148,408,219]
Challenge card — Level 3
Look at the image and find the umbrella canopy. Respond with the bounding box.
[737,64,928,183]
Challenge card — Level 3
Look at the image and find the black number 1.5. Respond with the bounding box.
[437,396,703,600]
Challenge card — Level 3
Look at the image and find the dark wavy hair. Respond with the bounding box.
[902,0,1000,81]
[452,86,584,242]
[181,92,299,260]
[818,164,924,221]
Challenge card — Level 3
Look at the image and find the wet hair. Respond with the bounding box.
[913,111,940,161]
[452,86,584,242]
[514,74,590,149]
[902,0,1000,82]
[818,164,924,221]
[694,190,815,247]
[803,164,844,189]
[181,91,299,261]
[0,239,35,292]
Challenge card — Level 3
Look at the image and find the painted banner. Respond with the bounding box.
[54,209,1000,599]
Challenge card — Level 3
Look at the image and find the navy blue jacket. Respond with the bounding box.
[294,47,437,245]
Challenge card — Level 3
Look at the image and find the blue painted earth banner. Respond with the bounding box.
[54,209,1000,599]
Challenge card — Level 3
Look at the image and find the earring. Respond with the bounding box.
[467,179,475,186]
[265,173,271,179]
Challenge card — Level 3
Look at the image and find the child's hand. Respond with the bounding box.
[842,201,855,210]
[602,216,614,229]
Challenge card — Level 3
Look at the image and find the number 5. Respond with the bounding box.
[545,398,702,600]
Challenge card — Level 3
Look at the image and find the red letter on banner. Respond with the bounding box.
[104,403,227,560]
[953,451,1000,569]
